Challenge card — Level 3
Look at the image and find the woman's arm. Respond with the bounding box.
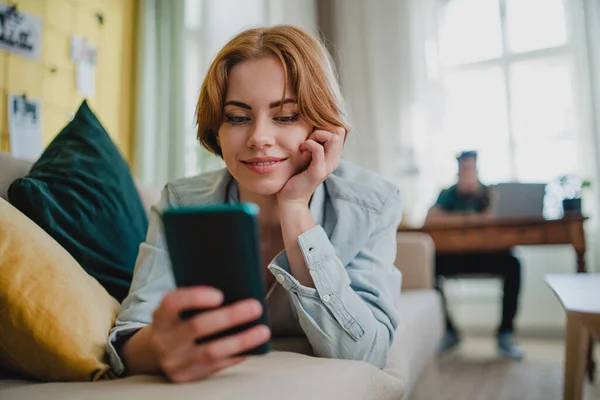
[269,189,402,368]
[274,127,401,367]
[276,127,345,287]
[278,203,316,287]
[120,325,161,375]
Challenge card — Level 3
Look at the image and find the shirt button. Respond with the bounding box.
[322,294,331,303]
[276,274,286,284]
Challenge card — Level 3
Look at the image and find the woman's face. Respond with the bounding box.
[217,56,312,196]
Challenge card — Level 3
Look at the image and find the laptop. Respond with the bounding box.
[490,182,547,219]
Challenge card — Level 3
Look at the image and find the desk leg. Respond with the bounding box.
[588,336,596,383]
[576,250,586,273]
[564,314,588,400]
[574,248,594,382]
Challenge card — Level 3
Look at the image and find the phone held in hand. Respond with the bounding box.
[162,203,270,355]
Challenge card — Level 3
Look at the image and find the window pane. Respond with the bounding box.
[439,0,503,66]
[434,67,511,183]
[510,56,576,142]
[506,0,568,53]
[514,140,579,183]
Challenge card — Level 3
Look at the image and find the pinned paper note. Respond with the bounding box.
[8,94,43,161]
[0,3,42,60]
[71,35,97,97]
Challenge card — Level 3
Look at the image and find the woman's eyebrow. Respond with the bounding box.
[269,98,297,108]
[223,98,297,110]
[224,100,252,110]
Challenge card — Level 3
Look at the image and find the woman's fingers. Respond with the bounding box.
[302,139,326,180]
[157,298,263,361]
[153,287,224,329]
[179,299,263,344]
[197,324,271,362]
[307,128,345,173]
[308,129,333,144]
[309,127,345,145]
[165,324,270,377]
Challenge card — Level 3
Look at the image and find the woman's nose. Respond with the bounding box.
[247,119,276,149]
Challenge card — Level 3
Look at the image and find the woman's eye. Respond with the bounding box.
[225,115,250,125]
[274,114,300,124]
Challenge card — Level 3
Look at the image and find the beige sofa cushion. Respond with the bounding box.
[396,232,435,290]
[0,290,443,399]
[385,289,444,397]
[0,352,403,400]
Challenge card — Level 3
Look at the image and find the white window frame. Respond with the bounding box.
[435,0,590,182]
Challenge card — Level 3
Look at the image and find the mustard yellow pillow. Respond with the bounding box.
[0,198,120,381]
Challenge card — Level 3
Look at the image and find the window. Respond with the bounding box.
[432,0,589,190]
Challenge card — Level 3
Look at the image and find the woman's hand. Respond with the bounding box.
[277,127,346,205]
[149,286,271,383]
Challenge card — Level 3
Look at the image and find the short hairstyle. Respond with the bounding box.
[456,150,478,162]
[196,25,351,157]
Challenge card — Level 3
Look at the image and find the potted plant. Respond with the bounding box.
[558,175,591,215]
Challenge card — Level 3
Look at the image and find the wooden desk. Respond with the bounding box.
[400,215,587,272]
[545,274,600,400]
[402,215,594,384]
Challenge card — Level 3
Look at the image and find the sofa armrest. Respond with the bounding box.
[395,232,435,290]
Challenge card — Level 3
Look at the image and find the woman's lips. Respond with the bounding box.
[241,157,287,174]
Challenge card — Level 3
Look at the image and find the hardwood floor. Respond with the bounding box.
[411,335,600,400]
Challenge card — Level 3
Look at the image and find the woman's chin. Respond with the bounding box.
[240,177,287,197]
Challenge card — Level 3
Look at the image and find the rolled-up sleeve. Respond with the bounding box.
[268,191,403,368]
[106,186,179,376]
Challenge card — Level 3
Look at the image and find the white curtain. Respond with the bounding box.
[582,0,600,196]
[134,0,186,187]
[581,0,600,272]
[318,0,442,225]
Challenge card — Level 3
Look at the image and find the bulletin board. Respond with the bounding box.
[0,0,137,162]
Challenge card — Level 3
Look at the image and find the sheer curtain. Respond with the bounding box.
[133,0,186,186]
[318,0,443,225]
[582,0,600,198]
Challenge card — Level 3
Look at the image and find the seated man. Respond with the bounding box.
[426,151,523,359]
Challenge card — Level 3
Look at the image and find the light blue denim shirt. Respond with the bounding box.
[106,160,403,375]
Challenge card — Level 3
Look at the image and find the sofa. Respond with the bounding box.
[0,151,443,400]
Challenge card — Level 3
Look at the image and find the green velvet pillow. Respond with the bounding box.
[8,101,148,302]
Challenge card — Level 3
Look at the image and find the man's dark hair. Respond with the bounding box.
[456,150,478,161]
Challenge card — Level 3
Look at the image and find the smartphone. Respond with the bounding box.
[161,203,270,355]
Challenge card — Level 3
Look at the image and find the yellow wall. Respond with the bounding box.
[0,0,137,162]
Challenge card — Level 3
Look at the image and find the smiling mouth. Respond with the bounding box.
[241,158,288,173]
[243,160,281,166]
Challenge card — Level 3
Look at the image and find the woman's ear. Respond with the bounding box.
[216,135,221,147]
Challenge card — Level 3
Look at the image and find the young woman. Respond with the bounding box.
[107,25,403,383]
